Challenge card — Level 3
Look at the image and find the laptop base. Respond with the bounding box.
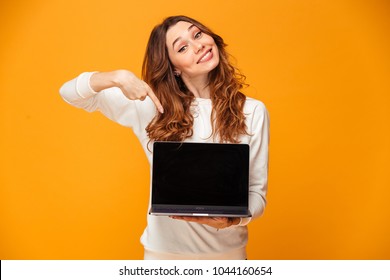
[149,205,251,218]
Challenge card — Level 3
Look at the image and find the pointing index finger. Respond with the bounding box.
[145,84,164,114]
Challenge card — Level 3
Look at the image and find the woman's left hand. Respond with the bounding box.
[170,216,239,230]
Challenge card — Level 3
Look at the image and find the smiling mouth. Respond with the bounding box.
[197,49,213,64]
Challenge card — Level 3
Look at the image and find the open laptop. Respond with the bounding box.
[149,141,251,217]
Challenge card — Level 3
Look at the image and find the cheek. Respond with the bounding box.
[167,53,181,69]
[215,50,220,63]
[205,35,216,45]
[171,54,193,69]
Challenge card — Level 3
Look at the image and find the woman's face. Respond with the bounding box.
[166,21,219,80]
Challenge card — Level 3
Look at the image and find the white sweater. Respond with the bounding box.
[59,72,269,259]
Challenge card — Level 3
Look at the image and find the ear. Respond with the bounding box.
[173,69,181,76]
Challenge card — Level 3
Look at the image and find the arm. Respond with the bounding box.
[241,102,270,226]
[59,71,163,130]
[60,70,163,113]
[90,70,163,113]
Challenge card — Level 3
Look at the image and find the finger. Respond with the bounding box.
[211,217,228,223]
[144,83,164,114]
[171,216,204,223]
[189,217,212,224]
[171,216,195,221]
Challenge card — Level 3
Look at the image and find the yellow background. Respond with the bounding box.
[1,0,389,259]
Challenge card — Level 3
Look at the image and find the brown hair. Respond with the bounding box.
[142,15,248,143]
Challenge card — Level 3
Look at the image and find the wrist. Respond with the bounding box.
[229,217,242,227]
[111,69,135,88]
[89,71,116,92]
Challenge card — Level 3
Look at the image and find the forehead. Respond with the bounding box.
[166,21,195,45]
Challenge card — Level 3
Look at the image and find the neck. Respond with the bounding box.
[181,75,210,99]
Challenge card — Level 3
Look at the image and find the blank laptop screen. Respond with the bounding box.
[152,142,249,207]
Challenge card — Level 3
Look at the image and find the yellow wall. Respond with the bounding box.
[1,0,389,259]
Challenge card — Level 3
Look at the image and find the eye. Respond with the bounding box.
[194,31,202,39]
[178,45,188,53]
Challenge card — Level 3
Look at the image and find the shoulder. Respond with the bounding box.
[244,97,268,115]
[244,97,269,132]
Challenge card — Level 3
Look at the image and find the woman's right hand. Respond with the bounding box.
[90,70,164,114]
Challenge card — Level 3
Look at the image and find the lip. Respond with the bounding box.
[197,48,213,64]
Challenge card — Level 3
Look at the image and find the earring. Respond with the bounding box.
[174,71,181,77]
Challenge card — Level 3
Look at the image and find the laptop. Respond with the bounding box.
[149,141,251,217]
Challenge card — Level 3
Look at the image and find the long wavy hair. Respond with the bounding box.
[142,15,248,143]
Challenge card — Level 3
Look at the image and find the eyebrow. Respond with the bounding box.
[171,24,196,49]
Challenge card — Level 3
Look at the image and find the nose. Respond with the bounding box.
[194,42,204,53]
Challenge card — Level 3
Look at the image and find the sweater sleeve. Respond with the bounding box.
[59,72,156,134]
[240,101,270,226]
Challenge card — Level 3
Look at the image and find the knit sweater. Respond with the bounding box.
[59,72,269,259]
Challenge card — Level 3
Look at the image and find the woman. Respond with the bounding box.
[60,15,269,260]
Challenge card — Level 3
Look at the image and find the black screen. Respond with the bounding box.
[152,142,249,206]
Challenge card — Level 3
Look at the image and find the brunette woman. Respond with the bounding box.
[60,15,269,260]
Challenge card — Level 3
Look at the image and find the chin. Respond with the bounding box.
[208,60,219,72]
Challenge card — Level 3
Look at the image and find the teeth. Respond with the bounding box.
[199,50,211,63]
